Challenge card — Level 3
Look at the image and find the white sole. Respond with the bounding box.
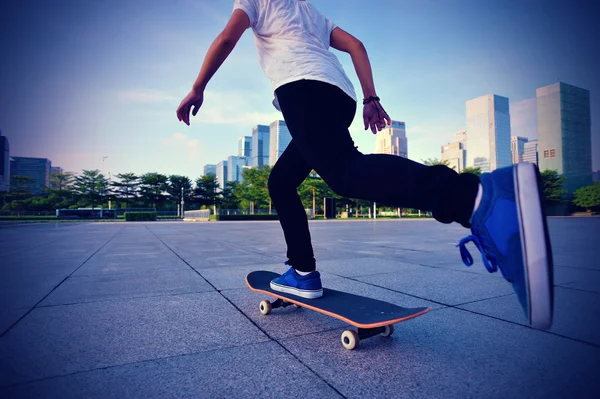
[270,281,323,299]
[514,163,553,329]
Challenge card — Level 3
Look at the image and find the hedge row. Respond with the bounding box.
[124,212,157,221]
[214,214,280,221]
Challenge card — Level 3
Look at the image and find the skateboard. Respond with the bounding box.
[246,271,430,350]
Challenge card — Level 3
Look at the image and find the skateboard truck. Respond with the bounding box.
[258,298,394,350]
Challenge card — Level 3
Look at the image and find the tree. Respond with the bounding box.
[237,167,272,211]
[221,181,241,210]
[194,174,220,209]
[573,182,600,212]
[540,170,566,203]
[138,173,169,208]
[167,175,193,210]
[2,175,35,213]
[422,158,451,167]
[112,173,139,208]
[73,170,106,209]
[461,167,482,176]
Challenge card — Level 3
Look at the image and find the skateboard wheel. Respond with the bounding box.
[341,330,359,350]
[293,304,301,309]
[259,300,272,315]
[381,324,394,337]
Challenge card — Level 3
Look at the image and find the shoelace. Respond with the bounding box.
[457,228,498,273]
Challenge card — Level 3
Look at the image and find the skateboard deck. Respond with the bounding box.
[246,271,430,350]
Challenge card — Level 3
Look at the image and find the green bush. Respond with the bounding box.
[124,212,157,221]
[215,214,279,221]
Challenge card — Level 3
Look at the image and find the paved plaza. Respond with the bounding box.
[0,218,599,398]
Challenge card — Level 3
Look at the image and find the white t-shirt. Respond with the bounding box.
[232,0,357,110]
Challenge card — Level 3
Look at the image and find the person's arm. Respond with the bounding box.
[330,27,376,99]
[192,9,251,91]
[330,27,391,134]
[177,9,250,125]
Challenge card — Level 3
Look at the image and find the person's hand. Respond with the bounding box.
[176,88,204,126]
[363,100,391,134]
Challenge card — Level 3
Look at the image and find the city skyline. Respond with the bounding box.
[0,0,598,179]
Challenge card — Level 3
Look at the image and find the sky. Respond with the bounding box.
[1,0,599,181]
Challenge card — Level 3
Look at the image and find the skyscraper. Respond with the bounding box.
[227,156,248,183]
[466,94,512,172]
[375,121,407,158]
[511,136,529,164]
[10,156,52,194]
[203,164,216,176]
[441,131,467,172]
[216,160,228,191]
[252,125,270,169]
[237,136,252,166]
[269,120,292,166]
[537,82,592,195]
[522,140,539,165]
[0,130,9,192]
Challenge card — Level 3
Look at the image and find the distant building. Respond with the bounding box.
[216,160,228,191]
[592,170,600,182]
[466,94,512,172]
[227,156,248,183]
[375,121,407,158]
[0,130,9,192]
[203,164,216,177]
[237,136,252,167]
[522,140,538,165]
[511,136,528,164]
[49,166,63,189]
[441,131,467,172]
[537,82,592,195]
[10,156,52,194]
[252,125,270,169]
[269,121,292,166]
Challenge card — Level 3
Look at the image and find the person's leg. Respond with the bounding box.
[267,140,324,299]
[275,80,553,329]
[275,80,479,227]
[268,140,316,272]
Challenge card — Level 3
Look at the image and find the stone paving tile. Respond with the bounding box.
[0,342,341,399]
[200,263,284,290]
[553,265,600,293]
[280,307,600,399]
[0,292,268,386]
[40,269,214,306]
[0,274,65,311]
[0,309,29,335]
[354,264,514,306]
[458,287,600,346]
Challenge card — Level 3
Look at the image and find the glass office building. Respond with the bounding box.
[522,140,538,165]
[269,121,292,167]
[227,156,248,183]
[252,125,270,169]
[466,94,512,172]
[237,136,252,166]
[10,156,52,194]
[537,82,592,195]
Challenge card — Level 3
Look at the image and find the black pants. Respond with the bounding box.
[268,80,480,272]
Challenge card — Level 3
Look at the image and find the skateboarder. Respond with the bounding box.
[176,0,553,329]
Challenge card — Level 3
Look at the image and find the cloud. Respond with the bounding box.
[198,90,282,125]
[162,132,200,161]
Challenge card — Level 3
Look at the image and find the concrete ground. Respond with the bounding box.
[0,218,598,398]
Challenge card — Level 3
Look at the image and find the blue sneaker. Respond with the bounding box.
[458,163,554,330]
[270,265,323,299]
